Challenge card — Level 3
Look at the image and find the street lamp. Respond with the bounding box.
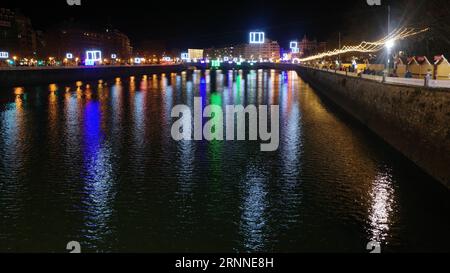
[386,39,395,50]
[385,38,395,77]
[386,4,391,76]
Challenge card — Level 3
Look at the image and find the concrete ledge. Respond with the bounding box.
[298,67,450,188]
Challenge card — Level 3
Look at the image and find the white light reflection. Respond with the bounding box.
[280,71,302,179]
[216,71,224,93]
[177,71,195,192]
[368,170,395,243]
[132,90,145,148]
[0,90,26,227]
[240,165,268,252]
[161,73,174,148]
[233,71,245,105]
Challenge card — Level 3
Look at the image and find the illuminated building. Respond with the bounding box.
[204,46,236,60]
[245,39,281,60]
[44,22,132,62]
[188,49,204,60]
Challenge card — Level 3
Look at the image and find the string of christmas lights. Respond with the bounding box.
[299,28,429,62]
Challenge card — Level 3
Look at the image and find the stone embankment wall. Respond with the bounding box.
[298,67,450,188]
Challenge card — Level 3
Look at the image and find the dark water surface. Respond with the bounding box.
[0,69,449,253]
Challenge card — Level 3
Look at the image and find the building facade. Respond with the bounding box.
[204,46,236,59]
[0,8,37,58]
[203,39,281,61]
[135,40,167,60]
[0,8,16,55]
[244,39,281,60]
[15,14,36,57]
[299,35,327,57]
[188,49,204,60]
[44,22,132,61]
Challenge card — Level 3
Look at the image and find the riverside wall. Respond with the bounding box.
[297,67,450,187]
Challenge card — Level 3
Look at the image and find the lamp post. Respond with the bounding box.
[386,4,391,75]
[338,32,341,68]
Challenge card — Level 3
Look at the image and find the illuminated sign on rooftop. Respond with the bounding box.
[0,51,9,59]
[85,50,102,66]
[181,53,189,60]
[250,32,265,44]
[290,41,300,54]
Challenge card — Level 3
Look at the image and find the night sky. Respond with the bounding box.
[3,0,428,49]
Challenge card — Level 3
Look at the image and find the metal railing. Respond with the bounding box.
[306,66,450,89]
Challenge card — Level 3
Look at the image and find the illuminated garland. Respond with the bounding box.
[299,28,429,62]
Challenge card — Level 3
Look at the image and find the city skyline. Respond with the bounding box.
[2,0,449,58]
[2,0,350,48]
[1,0,413,48]
[0,6,330,64]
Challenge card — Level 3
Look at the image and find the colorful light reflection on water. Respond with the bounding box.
[0,70,449,253]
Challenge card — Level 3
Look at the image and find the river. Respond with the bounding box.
[0,69,448,252]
